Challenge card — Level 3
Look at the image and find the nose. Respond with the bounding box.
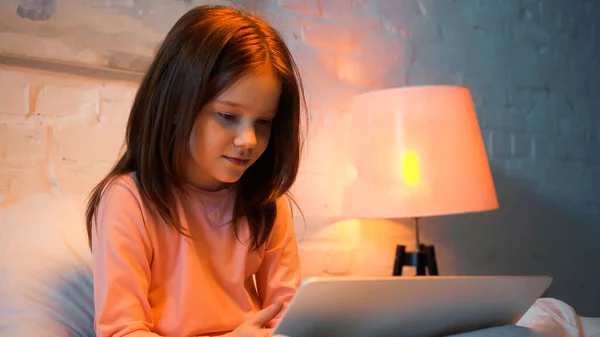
[233,124,257,149]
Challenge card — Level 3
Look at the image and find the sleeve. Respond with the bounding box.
[91,179,162,337]
[254,195,302,328]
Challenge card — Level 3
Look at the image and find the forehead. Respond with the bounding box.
[214,68,282,116]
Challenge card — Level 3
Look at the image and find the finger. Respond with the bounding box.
[247,299,284,326]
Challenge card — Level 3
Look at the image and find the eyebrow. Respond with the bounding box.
[214,99,277,117]
[215,99,245,108]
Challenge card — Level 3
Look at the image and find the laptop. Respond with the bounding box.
[271,275,552,337]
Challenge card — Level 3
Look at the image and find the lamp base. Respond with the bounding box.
[393,244,439,276]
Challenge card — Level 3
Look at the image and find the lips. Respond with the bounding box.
[224,156,251,166]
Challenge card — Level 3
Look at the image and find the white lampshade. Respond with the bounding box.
[341,85,499,219]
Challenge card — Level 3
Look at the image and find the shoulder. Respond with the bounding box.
[95,172,148,224]
[91,172,154,262]
[103,172,140,197]
[93,172,154,250]
[274,193,300,229]
[275,194,293,218]
[99,172,144,208]
[267,193,297,244]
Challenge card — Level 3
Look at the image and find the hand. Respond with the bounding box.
[225,299,287,337]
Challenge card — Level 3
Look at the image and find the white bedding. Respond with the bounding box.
[451,299,600,336]
[0,194,599,336]
[516,298,600,337]
[0,194,94,337]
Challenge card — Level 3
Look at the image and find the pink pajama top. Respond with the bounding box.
[91,173,301,336]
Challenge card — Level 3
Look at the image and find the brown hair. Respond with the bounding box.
[85,5,305,251]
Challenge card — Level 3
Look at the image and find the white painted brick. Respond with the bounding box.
[511,134,533,157]
[300,110,347,174]
[583,146,600,166]
[335,55,405,88]
[300,18,356,53]
[491,131,512,158]
[292,47,374,97]
[99,83,136,125]
[56,121,125,163]
[268,14,304,47]
[5,167,53,195]
[53,161,113,194]
[0,123,47,160]
[319,0,380,31]
[405,61,443,86]
[304,74,364,110]
[290,172,343,219]
[376,1,423,38]
[543,162,587,186]
[470,83,509,108]
[504,158,546,182]
[507,86,550,112]
[277,0,321,17]
[558,117,594,140]
[299,48,395,89]
[0,166,17,195]
[99,99,131,126]
[99,82,138,102]
[37,84,100,117]
[554,140,590,163]
[355,32,407,61]
[480,108,527,133]
[298,242,356,277]
[296,218,417,276]
[526,111,558,136]
[292,47,335,80]
[531,135,555,161]
[90,0,134,8]
[0,75,29,116]
[463,42,511,83]
[411,40,469,73]
[352,218,415,275]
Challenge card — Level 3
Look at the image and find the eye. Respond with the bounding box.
[217,112,237,121]
[257,119,272,126]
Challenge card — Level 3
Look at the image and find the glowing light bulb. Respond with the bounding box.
[402,151,420,186]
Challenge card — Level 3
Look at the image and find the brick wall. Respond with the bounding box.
[0,0,598,315]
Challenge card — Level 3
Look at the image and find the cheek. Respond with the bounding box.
[188,129,211,167]
[188,132,203,165]
[256,128,272,151]
[191,119,227,155]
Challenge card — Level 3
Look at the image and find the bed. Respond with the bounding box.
[1,193,599,336]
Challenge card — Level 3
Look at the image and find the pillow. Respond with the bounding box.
[0,193,95,337]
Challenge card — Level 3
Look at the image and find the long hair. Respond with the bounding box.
[85,5,305,251]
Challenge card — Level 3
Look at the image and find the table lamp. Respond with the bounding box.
[341,85,499,276]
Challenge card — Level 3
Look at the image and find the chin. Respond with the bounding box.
[215,173,244,184]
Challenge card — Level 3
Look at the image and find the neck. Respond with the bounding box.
[186,179,231,192]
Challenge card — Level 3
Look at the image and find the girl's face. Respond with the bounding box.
[185,66,282,191]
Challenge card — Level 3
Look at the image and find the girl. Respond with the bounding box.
[85,5,304,337]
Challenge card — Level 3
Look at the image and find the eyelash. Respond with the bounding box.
[218,112,236,121]
[217,113,272,126]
